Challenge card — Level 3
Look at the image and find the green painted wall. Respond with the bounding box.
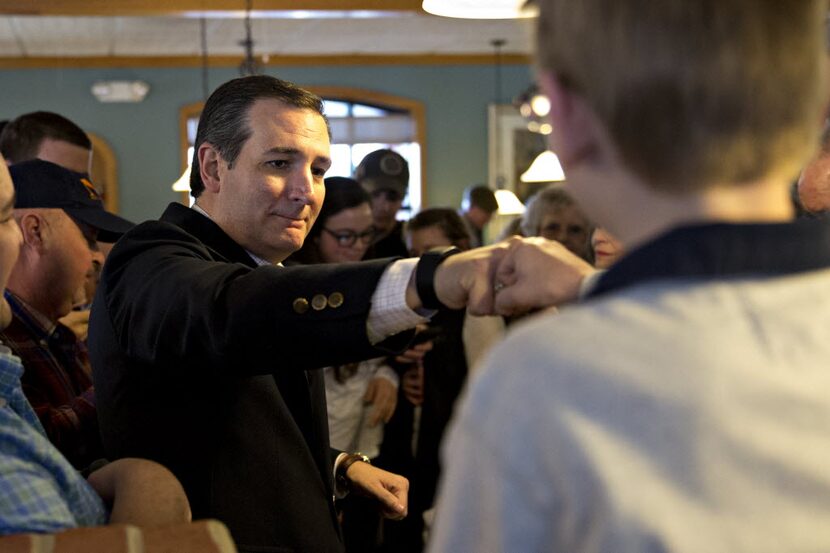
[0,63,533,222]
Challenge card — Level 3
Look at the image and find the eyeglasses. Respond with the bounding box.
[322,227,376,247]
[514,83,553,135]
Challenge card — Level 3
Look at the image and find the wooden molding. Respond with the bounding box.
[178,101,203,205]
[0,0,423,16]
[88,132,120,214]
[0,54,531,70]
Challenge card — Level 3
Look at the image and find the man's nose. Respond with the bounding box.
[286,167,315,204]
[90,247,105,265]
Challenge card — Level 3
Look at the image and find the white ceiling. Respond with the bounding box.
[0,13,534,58]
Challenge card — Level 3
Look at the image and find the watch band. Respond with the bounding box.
[415,246,461,310]
[336,452,371,491]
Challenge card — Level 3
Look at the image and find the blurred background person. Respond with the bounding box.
[288,176,398,553]
[355,149,410,259]
[381,207,504,552]
[591,227,624,269]
[459,184,498,248]
[521,185,593,261]
[795,123,830,217]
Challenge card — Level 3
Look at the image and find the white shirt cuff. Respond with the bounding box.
[366,258,430,344]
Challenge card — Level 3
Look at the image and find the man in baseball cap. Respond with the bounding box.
[355,149,410,258]
[10,159,133,242]
[0,159,132,468]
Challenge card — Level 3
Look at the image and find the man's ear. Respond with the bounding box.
[17,213,47,253]
[539,71,605,172]
[198,143,223,194]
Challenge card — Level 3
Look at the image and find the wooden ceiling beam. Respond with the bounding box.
[0,0,425,16]
[0,53,530,69]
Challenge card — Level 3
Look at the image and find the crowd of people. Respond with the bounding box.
[2,0,830,551]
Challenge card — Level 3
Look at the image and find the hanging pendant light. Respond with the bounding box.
[520,151,565,183]
[239,0,260,76]
[171,16,210,194]
[422,0,538,19]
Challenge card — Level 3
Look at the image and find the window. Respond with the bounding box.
[322,99,421,218]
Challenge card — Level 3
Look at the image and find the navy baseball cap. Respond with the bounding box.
[9,159,134,243]
[354,149,409,198]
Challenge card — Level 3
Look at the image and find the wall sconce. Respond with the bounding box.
[91,81,150,103]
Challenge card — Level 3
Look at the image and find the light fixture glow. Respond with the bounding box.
[90,81,150,103]
[530,94,550,117]
[495,189,526,215]
[172,165,191,192]
[422,0,538,19]
[520,151,566,182]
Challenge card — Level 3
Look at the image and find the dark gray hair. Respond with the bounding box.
[190,75,329,197]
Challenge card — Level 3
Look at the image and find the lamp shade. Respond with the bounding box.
[172,165,191,192]
[495,189,525,215]
[422,0,538,19]
[520,151,565,183]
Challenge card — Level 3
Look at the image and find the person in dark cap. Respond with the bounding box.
[355,148,410,258]
[0,111,135,341]
[0,159,132,470]
[459,184,498,248]
[0,154,192,537]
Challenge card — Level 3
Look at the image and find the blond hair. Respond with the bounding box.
[535,0,829,192]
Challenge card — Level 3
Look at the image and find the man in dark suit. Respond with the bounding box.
[89,75,579,553]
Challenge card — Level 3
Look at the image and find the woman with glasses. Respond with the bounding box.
[286,176,397,552]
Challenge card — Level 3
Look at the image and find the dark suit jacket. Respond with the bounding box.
[89,203,407,553]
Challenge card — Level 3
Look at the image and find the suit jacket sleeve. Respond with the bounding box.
[97,220,400,376]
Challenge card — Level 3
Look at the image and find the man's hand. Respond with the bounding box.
[87,458,192,526]
[393,338,433,365]
[364,376,398,427]
[59,309,90,342]
[346,461,409,520]
[401,363,424,406]
[405,237,595,316]
[494,237,596,316]
[431,242,512,315]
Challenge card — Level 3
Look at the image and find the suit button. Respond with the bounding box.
[311,294,327,311]
[293,297,309,314]
[328,292,344,309]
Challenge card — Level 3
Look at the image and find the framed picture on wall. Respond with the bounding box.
[487,103,548,203]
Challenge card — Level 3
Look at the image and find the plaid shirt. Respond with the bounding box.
[0,345,106,535]
[0,292,102,469]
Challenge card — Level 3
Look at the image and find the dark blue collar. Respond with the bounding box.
[587,219,830,299]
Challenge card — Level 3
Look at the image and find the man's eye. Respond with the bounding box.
[266,160,289,169]
[312,166,328,178]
